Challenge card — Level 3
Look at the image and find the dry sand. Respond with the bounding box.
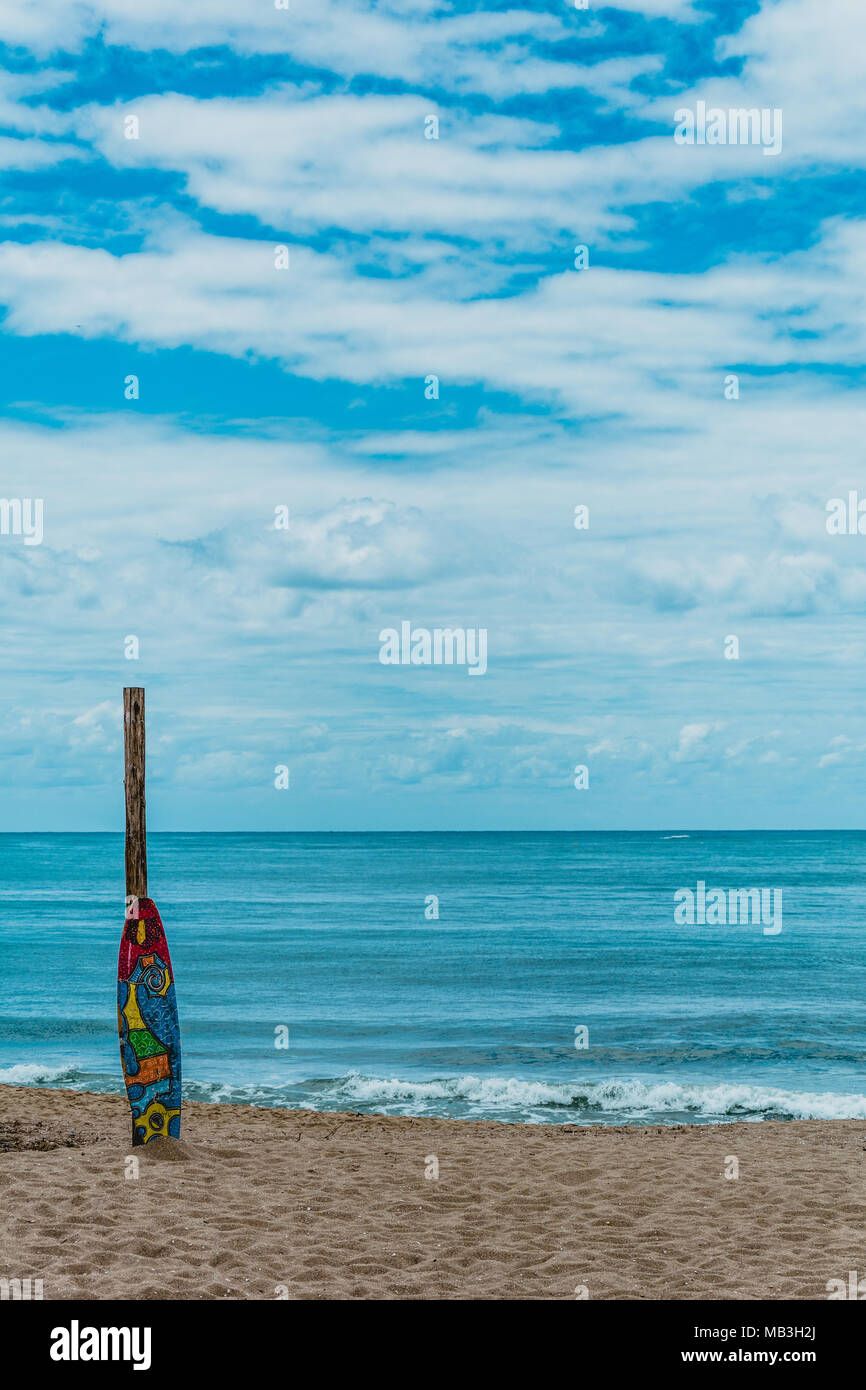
[1,1083,863,1300]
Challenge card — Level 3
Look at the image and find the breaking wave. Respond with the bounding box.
[7,1064,866,1124]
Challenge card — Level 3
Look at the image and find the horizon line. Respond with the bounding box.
[1,828,865,836]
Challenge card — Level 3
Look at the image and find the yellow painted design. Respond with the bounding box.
[122,981,146,1033]
[136,921,147,946]
[136,1099,181,1143]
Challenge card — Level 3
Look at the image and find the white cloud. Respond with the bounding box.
[0,0,679,92]
[619,549,866,617]
[70,83,812,259]
[2,216,865,434]
[75,91,636,248]
[670,722,723,762]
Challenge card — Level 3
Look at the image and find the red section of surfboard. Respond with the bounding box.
[118,898,175,981]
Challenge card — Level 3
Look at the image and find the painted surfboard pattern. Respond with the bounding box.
[117,898,181,1145]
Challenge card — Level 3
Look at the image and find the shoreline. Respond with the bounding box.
[5,1069,860,1128]
[1,1083,862,1300]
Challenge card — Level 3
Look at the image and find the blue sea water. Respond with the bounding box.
[1,831,865,1126]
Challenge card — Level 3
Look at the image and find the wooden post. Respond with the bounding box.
[124,687,147,901]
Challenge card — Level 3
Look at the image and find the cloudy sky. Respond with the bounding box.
[0,0,864,831]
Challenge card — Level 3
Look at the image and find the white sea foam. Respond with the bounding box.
[7,1064,866,1123]
[322,1072,866,1121]
[0,1063,81,1085]
[330,1072,572,1108]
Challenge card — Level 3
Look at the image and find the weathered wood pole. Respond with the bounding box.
[124,687,147,901]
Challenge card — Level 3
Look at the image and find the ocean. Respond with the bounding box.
[2,831,864,1126]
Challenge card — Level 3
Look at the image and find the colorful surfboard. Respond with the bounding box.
[117,897,182,1144]
[118,688,182,1146]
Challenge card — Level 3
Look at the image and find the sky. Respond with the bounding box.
[0,0,865,831]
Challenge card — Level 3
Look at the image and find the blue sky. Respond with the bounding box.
[1,0,865,831]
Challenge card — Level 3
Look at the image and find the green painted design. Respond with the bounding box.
[128,1028,166,1059]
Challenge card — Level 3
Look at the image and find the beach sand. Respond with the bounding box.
[1,1083,862,1300]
